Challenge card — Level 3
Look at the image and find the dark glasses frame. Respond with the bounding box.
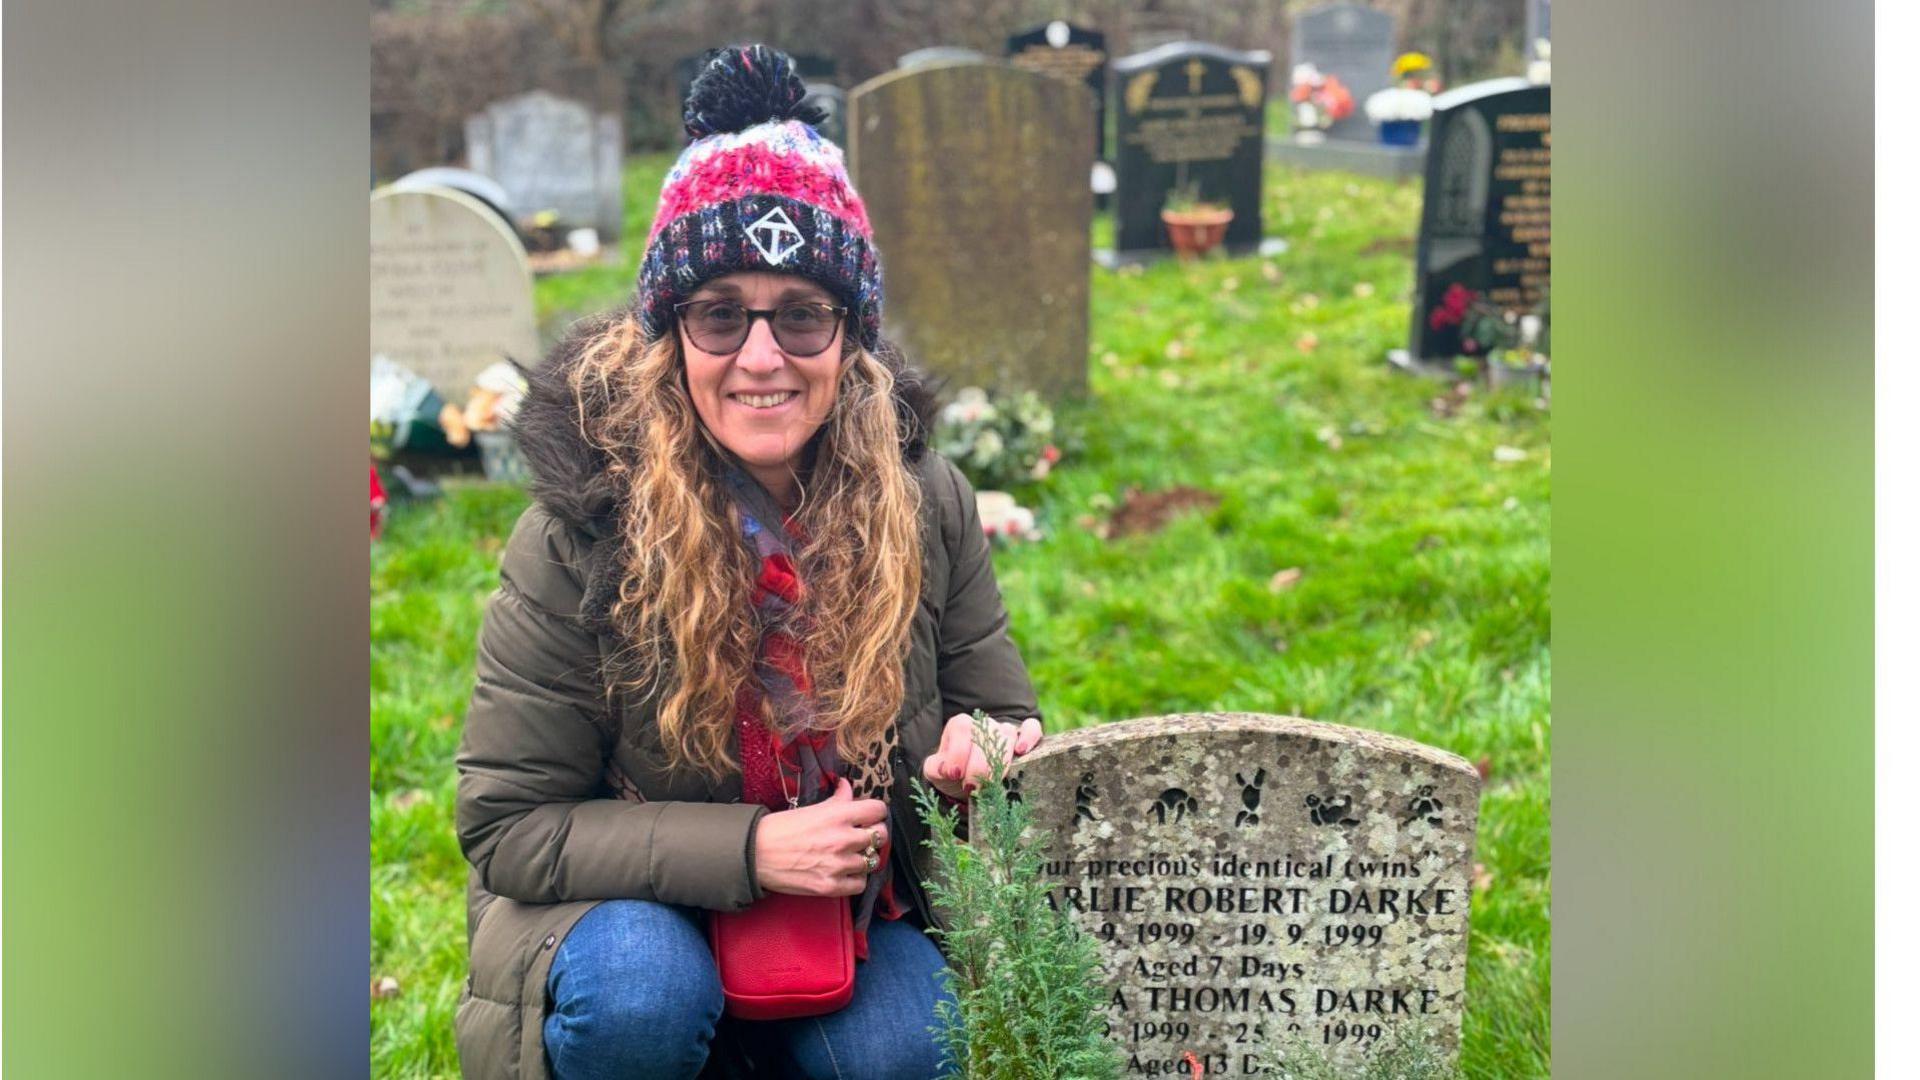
[672,298,849,357]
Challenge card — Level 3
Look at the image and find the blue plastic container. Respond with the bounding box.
[1379,119,1422,146]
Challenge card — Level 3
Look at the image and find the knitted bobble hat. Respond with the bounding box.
[635,44,883,350]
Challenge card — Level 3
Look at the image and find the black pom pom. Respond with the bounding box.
[684,44,827,140]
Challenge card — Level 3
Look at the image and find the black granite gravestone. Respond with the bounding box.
[1111,42,1270,255]
[1007,21,1110,160]
[1408,79,1551,361]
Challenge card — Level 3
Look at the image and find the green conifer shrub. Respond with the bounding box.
[912,711,1123,1080]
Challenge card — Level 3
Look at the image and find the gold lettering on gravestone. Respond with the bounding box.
[1123,85,1260,165]
[1012,43,1107,82]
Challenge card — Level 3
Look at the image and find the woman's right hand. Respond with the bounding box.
[754,777,890,897]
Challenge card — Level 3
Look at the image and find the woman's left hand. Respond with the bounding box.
[922,713,1043,801]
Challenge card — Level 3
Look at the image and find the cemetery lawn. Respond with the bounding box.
[374,158,1550,1078]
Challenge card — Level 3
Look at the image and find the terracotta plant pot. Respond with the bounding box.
[1160,207,1234,259]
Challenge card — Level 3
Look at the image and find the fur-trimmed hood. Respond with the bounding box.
[508,307,938,544]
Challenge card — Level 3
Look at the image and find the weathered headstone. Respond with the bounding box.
[849,62,1092,400]
[370,187,539,400]
[1408,78,1550,361]
[1291,4,1397,143]
[1012,714,1480,1074]
[465,90,624,241]
[1112,42,1270,255]
[802,82,848,148]
[898,46,985,69]
[1007,21,1111,159]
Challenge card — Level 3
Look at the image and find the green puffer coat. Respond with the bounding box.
[452,315,1041,1079]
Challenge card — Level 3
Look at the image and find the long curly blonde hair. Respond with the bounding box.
[565,311,923,789]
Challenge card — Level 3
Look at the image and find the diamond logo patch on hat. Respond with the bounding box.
[746,207,805,266]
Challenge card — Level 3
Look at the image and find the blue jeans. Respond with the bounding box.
[543,898,957,1080]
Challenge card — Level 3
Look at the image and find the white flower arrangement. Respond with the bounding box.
[932,385,1064,494]
[1364,87,1435,123]
[939,386,998,427]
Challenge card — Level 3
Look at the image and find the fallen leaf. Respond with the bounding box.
[1268,567,1305,592]
[371,976,402,999]
[1295,333,1320,354]
[1493,445,1527,463]
[1475,756,1492,781]
[431,714,455,732]
[1472,863,1494,893]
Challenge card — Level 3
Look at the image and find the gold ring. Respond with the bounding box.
[869,827,883,851]
[863,851,879,873]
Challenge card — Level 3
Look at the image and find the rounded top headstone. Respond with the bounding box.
[369,187,539,401]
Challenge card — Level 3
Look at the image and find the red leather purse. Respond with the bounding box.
[708,891,856,1020]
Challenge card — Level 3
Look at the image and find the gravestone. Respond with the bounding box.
[898,46,985,69]
[1012,714,1480,1074]
[390,167,516,233]
[1007,21,1110,160]
[1407,78,1550,361]
[1112,42,1270,255]
[1527,0,1552,49]
[849,62,1092,400]
[802,82,848,148]
[465,90,623,241]
[1291,4,1397,143]
[370,187,539,400]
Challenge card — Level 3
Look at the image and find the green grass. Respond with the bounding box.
[373,156,1550,1078]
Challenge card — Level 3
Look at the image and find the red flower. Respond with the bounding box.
[370,465,388,541]
[1182,1050,1205,1075]
[1428,283,1479,331]
[1042,444,1062,463]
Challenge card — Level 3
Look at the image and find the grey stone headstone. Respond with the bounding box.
[1012,714,1481,1074]
[898,46,985,69]
[1291,4,1397,142]
[465,90,624,241]
[802,82,848,148]
[1111,41,1270,254]
[849,62,1091,400]
[1408,78,1550,360]
[370,187,539,400]
[1527,0,1551,50]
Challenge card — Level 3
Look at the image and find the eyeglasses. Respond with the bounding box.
[673,298,848,357]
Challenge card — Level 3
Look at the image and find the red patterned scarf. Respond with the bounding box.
[726,467,899,956]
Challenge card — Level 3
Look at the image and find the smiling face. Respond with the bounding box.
[677,271,848,503]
